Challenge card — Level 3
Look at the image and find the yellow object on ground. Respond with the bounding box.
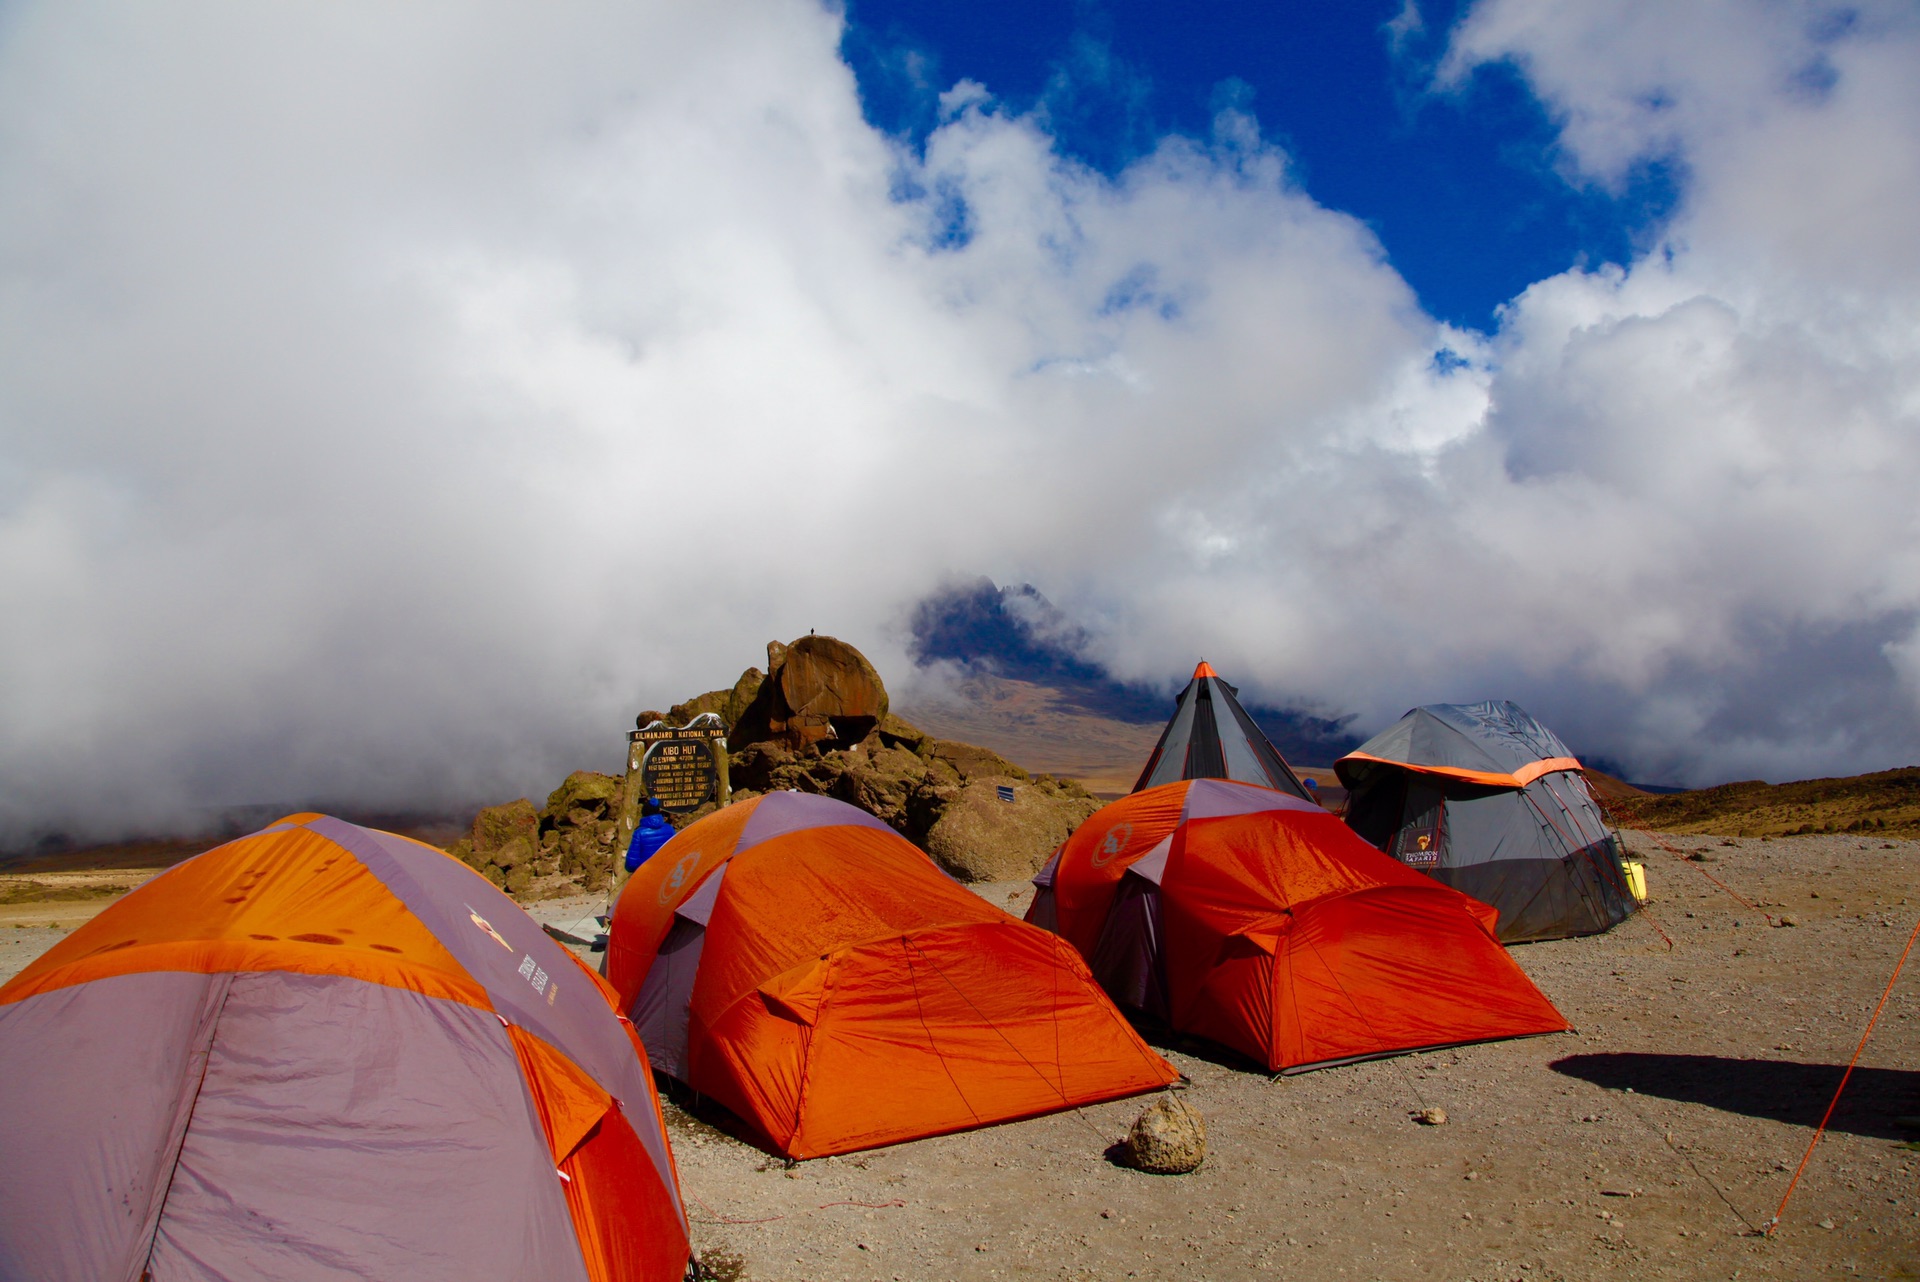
[1624,860,1648,902]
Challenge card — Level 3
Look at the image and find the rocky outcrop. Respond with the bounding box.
[450,799,539,895]
[645,666,766,734]
[454,635,1104,899]
[451,771,620,897]
[726,710,1096,882]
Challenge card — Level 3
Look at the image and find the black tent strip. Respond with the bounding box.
[1132,666,1312,799]
[1185,681,1228,781]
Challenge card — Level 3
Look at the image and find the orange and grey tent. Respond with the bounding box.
[0,813,688,1282]
[1027,780,1569,1073]
[607,792,1176,1158]
[1337,701,1637,942]
[1133,662,1314,800]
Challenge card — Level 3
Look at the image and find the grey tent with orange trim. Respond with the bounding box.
[1133,662,1314,800]
[1335,701,1636,943]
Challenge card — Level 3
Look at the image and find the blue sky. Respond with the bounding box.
[842,0,1679,330]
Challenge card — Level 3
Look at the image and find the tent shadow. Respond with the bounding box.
[652,1073,784,1157]
[1549,1052,1920,1141]
[1122,1010,1274,1077]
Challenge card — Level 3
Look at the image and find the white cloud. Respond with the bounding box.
[0,0,1916,839]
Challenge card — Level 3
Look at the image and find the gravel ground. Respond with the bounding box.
[5,833,1916,1280]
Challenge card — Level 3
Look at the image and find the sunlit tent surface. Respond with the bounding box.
[0,814,688,1282]
[1133,661,1314,800]
[1027,780,1569,1073]
[607,792,1176,1159]
[1337,701,1637,942]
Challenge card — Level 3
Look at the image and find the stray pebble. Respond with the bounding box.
[1413,1107,1447,1126]
[1819,1218,1836,1230]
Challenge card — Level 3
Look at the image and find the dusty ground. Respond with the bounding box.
[7,833,1917,1280]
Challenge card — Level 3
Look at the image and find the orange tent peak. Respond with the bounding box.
[1192,660,1218,679]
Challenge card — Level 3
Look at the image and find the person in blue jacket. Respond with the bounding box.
[625,797,674,872]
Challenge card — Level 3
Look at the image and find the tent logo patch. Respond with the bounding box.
[1090,823,1134,868]
[467,907,515,951]
[658,847,705,905]
[1399,829,1441,865]
[517,954,550,996]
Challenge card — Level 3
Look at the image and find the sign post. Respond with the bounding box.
[610,712,730,905]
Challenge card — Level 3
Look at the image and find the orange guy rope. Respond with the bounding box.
[1765,909,1920,1236]
[1634,826,1778,924]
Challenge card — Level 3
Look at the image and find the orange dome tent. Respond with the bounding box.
[0,814,688,1282]
[1027,780,1569,1073]
[607,792,1176,1158]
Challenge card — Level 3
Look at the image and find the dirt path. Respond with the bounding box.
[5,834,1916,1279]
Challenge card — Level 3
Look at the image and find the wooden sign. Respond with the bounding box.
[628,713,729,816]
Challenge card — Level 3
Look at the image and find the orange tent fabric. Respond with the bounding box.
[0,814,687,1282]
[608,792,1176,1158]
[1027,781,1569,1073]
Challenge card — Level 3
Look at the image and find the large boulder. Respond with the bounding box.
[923,776,1100,882]
[731,635,889,750]
[543,770,620,822]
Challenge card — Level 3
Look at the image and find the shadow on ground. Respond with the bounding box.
[1550,1052,1920,1141]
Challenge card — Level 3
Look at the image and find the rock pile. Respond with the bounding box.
[726,708,1099,882]
[450,770,622,897]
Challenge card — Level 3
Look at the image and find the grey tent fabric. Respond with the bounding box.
[1133,663,1313,800]
[145,972,588,1282]
[1338,701,1636,943]
[631,865,728,1082]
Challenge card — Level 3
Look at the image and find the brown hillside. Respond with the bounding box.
[1605,765,1920,837]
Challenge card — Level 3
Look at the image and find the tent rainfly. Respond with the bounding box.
[1028,779,1569,1073]
[1336,700,1637,942]
[0,814,689,1282]
[607,792,1176,1159]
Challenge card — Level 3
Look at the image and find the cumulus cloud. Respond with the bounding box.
[0,0,1915,838]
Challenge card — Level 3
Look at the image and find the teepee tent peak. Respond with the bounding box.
[1132,663,1313,800]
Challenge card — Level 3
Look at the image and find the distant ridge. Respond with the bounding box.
[909,578,1362,764]
[1604,767,1920,838]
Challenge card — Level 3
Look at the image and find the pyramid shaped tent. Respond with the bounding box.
[0,814,689,1281]
[1027,780,1569,1073]
[1133,662,1313,800]
[607,792,1176,1159]
[1336,700,1637,942]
